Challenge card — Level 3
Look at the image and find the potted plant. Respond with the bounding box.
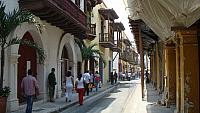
[0,2,45,113]
[0,86,11,113]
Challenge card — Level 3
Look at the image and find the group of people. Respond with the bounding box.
[21,68,102,113]
[62,70,102,105]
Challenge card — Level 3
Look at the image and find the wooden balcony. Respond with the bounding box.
[119,52,127,61]
[19,0,87,38]
[98,8,119,20]
[86,24,96,40]
[112,40,122,52]
[123,39,132,46]
[99,33,114,48]
[87,0,103,8]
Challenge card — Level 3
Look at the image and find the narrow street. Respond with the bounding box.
[60,79,141,113]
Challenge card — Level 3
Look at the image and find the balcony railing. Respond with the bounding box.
[88,24,96,35]
[112,40,122,52]
[52,0,86,25]
[86,23,96,40]
[19,0,87,38]
[99,33,114,48]
[99,33,113,43]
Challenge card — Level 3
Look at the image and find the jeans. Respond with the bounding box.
[26,95,33,113]
[95,82,99,91]
[84,83,89,96]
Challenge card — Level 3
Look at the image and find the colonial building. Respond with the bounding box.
[87,2,119,83]
[2,0,101,111]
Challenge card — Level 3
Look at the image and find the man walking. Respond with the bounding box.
[83,70,90,96]
[48,68,57,102]
[21,69,39,113]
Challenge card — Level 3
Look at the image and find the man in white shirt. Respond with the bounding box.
[83,70,90,96]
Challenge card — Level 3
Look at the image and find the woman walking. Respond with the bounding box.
[75,74,85,105]
[65,71,74,102]
[95,71,100,92]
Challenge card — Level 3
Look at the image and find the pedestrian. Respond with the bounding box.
[145,70,149,83]
[21,69,39,113]
[48,68,57,102]
[83,70,90,96]
[64,71,74,102]
[89,72,94,92]
[110,72,114,85]
[94,71,100,92]
[114,71,118,84]
[119,71,122,80]
[75,74,85,105]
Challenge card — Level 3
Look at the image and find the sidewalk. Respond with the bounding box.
[135,81,176,113]
[9,83,118,113]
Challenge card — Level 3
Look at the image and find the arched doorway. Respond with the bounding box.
[61,46,69,95]
[17,32,37,103]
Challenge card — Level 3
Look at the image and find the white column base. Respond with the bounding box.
[7,98,19,112]
[56,90,62,98]
[174,109,179,113]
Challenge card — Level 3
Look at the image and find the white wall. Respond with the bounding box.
[113,52,119,72]
[5,18,80,111]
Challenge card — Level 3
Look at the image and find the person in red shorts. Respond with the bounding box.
[75,74,85,105]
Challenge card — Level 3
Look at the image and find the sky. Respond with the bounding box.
[103,0,135,46]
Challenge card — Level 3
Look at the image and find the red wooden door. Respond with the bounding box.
[17,32,37,103]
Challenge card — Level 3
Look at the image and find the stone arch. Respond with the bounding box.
[57,33,76,96]
[10,23,46,103]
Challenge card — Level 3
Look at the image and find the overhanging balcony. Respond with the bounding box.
[19,0,87,38]
[99,33,114,48]
[112,40,122,52]
[86,23,96,40]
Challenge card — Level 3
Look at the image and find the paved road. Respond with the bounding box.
[60,79,140,113]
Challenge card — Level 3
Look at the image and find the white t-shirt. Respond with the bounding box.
[66,76,73,87]
[83,73,90,83]
[76,77,84,88]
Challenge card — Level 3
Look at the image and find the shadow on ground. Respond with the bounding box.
[145,83,175,113]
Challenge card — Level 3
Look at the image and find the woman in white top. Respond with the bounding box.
[65,71,74,102]
[75,74,84,105]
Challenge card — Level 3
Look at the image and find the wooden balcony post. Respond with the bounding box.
[156,42,160,93]
[165,43,176,106]
[172,25,199,113]
[138,22,144,98]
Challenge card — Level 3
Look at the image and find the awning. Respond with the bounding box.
[126,0,200,40]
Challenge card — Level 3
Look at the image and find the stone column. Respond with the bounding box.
[56,59,63,98]
[72,62,77,82]
[7,54,20,111]
[165,43,176,106]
